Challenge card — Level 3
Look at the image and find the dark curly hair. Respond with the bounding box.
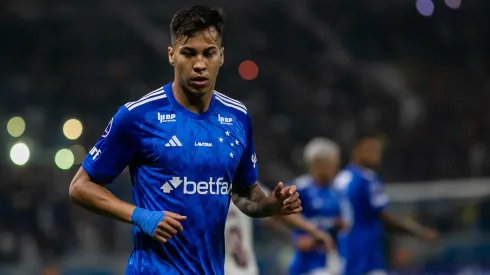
[170,5,225,44]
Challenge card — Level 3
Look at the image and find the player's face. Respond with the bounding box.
[168,27,224,95]
[309,154,340,184]
[357,138,382,169]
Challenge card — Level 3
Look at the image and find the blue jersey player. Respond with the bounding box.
[288,138,343,275]
[69,6,302,275]
[333,133,438,275]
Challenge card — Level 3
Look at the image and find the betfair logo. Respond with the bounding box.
[160,177,231,195]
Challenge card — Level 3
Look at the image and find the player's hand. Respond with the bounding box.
[295,235,317,252]
[334,218,349,231]
[422,228,439,243]
[271,182,302,215]
[153,211,187,243]
[311,229,336,252]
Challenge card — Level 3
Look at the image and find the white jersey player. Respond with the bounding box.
[225,186,339,275]
[225,202,259,275]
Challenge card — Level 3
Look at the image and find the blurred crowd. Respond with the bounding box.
[1,0,490,272]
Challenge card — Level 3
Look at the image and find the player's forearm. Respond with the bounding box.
[263,218,293,239]
[231,183,275,218]
[380,211,426,237]
[276,214,316,235]
[277,214,337,251]
[69,168,136,224]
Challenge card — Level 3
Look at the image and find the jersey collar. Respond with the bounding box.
[164,82,216,120]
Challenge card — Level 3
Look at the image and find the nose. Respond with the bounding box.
[193,56,207,72]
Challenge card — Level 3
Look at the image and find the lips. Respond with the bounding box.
[190,76,208,87]
[192,76,208,81]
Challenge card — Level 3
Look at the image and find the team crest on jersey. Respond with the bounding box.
[102,118,113,138]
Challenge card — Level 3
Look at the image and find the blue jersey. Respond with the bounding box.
[288,175,341,275]
[333,164,389,275]
[82,82,258,275]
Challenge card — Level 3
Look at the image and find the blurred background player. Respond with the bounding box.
[287,138,344,275]
[334,133,439,275]
[225,186,337,275]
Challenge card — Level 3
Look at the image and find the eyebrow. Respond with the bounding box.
[179,46,218,52]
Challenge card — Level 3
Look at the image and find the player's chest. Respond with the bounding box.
[304,189,339,216]
[142,116,246,173]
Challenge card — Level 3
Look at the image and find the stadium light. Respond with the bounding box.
[10,142,30,166]
[445,0,461,9]
[70,144,87,165]
[239,60,259,81]
[416,0,435,16]
[6,116,26,137]
[55,148,75,170]
[63,118,83,140]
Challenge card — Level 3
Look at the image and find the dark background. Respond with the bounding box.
[1,0,489,274]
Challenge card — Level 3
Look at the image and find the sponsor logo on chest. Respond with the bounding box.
[195,142,213,147]
[218,114,233,125]
[158,112,176,123]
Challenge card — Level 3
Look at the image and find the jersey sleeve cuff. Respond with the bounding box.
[242,177,258,187]
[81,161,115,185]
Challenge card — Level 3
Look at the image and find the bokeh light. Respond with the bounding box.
[63,118,83,140]
[238,60,259,80]
[6,116,26,137]
[445,0,461,9]
[416,0,435,16]
[70,144,87,165]
[10,142,30,166]
[55,148,75,170]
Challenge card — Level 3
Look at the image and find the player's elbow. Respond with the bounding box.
[69,177,83,204]
[69,167,90,204]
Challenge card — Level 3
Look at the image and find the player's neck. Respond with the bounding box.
[313,178,331,187]
[172,81,213,114]
[351,161,376,171]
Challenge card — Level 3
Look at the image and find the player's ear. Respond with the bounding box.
[168,46,175,66]
[219,47,224,67]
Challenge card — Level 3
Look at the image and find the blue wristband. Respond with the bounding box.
[131,208,165,237]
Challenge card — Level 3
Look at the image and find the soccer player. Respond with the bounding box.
[68,5,302,275]
[224,185,337,275]
[333,133,438,275]
[287,138,343,275]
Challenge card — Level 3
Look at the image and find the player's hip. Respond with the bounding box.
[127,247,225,275]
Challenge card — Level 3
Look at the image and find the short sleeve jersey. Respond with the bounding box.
[82,82,258,275]
[288,175,341,275]
[333,164,389,275]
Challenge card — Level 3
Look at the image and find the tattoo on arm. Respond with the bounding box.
[231,183,274,218]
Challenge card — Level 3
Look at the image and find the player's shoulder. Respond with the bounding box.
[213,90,249,120]
[351,165,377,182]
[332,169,354,191]
[108,86,171,131]
[291,174,313,191]
[122,86,171,115]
